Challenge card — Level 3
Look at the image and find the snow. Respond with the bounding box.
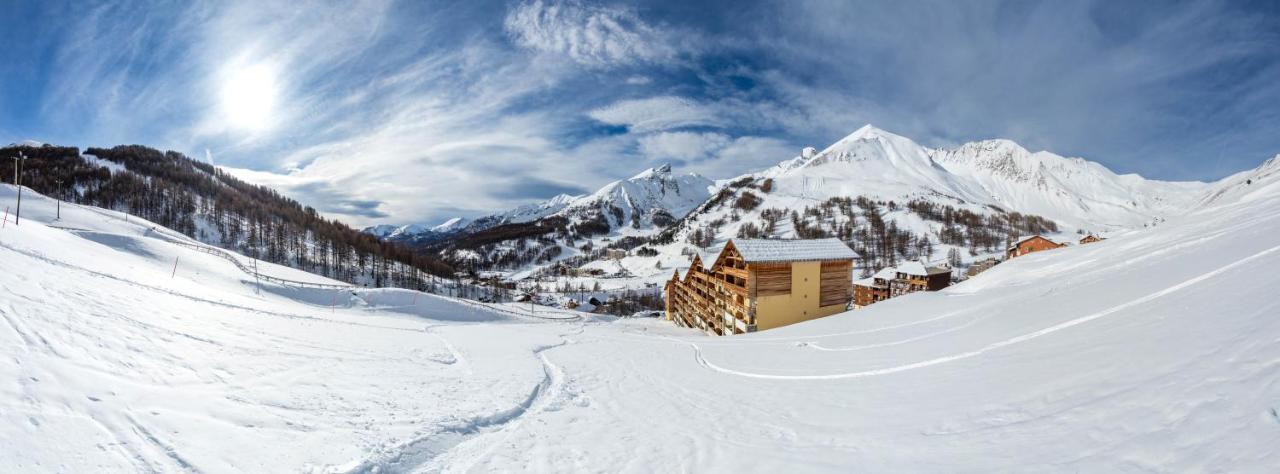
[3,154,1280,471]
[82,152,127,175]
[732,238,857,263]
[430,217,468,233]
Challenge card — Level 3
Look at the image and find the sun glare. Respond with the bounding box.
[220,62,278,132]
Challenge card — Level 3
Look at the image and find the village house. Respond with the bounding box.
[1079,234,1105,245]
[965,257,1001,277]
[853,260,953,307]
[890,261,953,297]
[1006,235,1064,259]
[853,267,895,306]
[664,238,856,335]
[604,248,628,260]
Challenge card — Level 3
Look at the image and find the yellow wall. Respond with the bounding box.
[753,261,847,331]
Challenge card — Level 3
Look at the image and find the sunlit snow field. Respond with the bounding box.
[2,166,1279,471]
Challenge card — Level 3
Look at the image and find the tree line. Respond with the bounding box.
[1,144,453,288]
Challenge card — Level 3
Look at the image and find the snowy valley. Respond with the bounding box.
[2,144,1279,471]
[371,126,1216,295]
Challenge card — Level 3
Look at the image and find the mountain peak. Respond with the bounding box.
[631,163,673,180]
[845,124,907,142]
[431,217,469,233]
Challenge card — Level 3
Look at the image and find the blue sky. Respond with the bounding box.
[2,0,1278,226]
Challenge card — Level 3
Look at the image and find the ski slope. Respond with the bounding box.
[3,170,1279,471]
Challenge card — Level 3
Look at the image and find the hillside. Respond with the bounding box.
[2,150,1278,471]
[0,143,452,287]
[404,125,1211,291]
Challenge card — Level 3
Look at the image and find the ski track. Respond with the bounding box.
[676,242,1280,380]
[341,322,581,473]
[802,313,984,352]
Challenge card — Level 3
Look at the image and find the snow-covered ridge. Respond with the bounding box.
[369,163,714,243]
[753,124,1208,230]
[556,163,714,228]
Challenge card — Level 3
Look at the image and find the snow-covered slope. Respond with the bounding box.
[552,163,715,229]
[762,125,1205,230]
[373,163,714,243]
[3,152,1280,470]
[931,136,1204,229]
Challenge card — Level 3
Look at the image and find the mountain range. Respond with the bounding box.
[365,124,1239,281]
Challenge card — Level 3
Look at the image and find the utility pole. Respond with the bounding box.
[11,152,24,226]
[54,179,62,220]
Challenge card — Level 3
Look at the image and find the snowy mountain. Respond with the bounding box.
[6,139,46,147]
[454,163,714,234]
[3,149,1279,471]
[431,217,469,233]
[552,163,715,230]
[758,125,1204,230]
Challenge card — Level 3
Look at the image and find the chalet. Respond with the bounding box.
[665,238,856,335]
[965,257,1001,277]
[853,261,952,307]
[604,248,628,260]
[1006,235,1064,259]
[1079,234,1105,245]
[853,267,895,306]
[890,261,953,297]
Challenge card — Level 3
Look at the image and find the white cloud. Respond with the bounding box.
[588,96,723,132]
[503,0,682,67]
[624,75,652,85]
[638,131,729,161]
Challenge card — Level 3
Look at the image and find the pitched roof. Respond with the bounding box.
[1008,234,1058,250]
[730,238,856,264]
[896,260,951,277]
[873,267,898,280]
[854,276,886,288]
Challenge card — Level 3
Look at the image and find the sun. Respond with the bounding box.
[219,61,278,132]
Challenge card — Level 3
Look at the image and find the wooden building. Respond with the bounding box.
[853,261,952,307]
[890,261,953,297]
[1006,235,1064,259]
[665,238,856,335]
[853,267,895,306]
[1079,235,1105,245]
[965,258,1001,277]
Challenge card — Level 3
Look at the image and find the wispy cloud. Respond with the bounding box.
[588,96,724,132]
[503,0,686,67]
[4,0,1278,227]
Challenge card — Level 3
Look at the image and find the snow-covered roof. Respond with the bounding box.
[1007,235,1057,250]
[731,238,856,263]
[873,267,898,280]
[853,276,885,288]
[896,260,951,277]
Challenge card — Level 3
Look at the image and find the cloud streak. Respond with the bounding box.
[2,0,1278,228]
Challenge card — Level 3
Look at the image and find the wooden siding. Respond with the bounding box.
[753,263,792,297]
[819,260,851,307]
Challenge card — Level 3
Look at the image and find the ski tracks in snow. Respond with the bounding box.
[675,242,1280,381]
[341,322,584,473]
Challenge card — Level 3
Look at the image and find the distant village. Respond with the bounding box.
[665,234,1104,336]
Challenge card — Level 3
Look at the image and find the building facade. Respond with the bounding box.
[665,238,856,335]
[853,261,952,307]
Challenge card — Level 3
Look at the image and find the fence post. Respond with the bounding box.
[171,256,179,278]
[1,206,7,229]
